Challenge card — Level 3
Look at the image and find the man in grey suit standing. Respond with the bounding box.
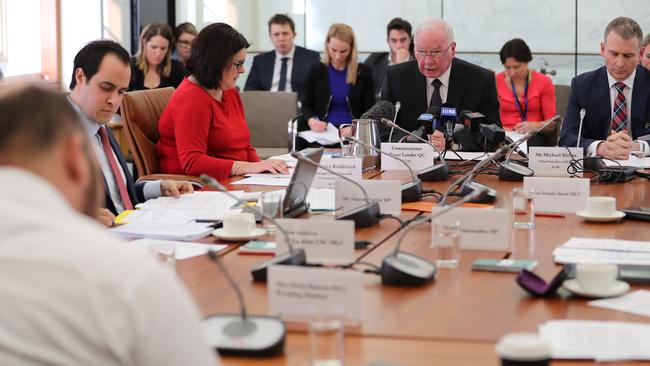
[244,14,320,101]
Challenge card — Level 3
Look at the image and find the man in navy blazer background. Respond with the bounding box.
[244,14,320,101]
[560,17,650,160]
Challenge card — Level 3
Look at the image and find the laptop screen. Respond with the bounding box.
[282,147,324,215]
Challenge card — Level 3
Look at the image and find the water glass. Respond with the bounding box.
[512,188,535,229]
[309,314,345,366]
[148,242,176,271]
[259,191,283,218]
[340,142,356,157]
[432,220,461,268]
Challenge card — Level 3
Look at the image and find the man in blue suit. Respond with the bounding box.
[560,17,650,160]
[244,14,320,101]
[68,40,193,225]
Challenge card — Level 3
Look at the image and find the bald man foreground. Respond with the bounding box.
[0,86,218,366]
[381,18,500,151]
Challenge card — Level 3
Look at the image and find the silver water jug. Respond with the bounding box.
[340,118,381,170]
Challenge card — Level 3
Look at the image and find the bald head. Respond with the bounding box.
[414,18,454,45]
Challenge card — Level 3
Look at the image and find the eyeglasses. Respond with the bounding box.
[233,59,246,71]
[177,40,192,48]
[415,44,452,59]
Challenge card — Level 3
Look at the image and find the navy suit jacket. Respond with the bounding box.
[559,65,650,149]
[381,58,501,151]
[244,46,320,101]
[103,127,145,215]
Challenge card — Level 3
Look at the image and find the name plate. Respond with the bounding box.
[268,265,363,321]
[528,147,583,177]
[523,177,589,213]
[335,180,401,216]
[380,143,435,171]
[312,157,362,189]
[430,207,510,250]
[275,219,355,264]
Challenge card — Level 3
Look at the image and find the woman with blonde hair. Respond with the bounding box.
[129,21,185,90]
[299,23,374,148]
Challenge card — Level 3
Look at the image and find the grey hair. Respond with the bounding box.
[414,18,454,43]
[604,16,643,47]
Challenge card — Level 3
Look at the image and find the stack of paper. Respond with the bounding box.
[297,123,341,145]
[111,222,214,241]
[539,320,650,361]
[553,237,650,266]
[128,239,227,260]
[589,290,650,318]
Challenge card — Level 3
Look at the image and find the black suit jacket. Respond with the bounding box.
[103,127,146,215]
[128,58,185,91]
[364,52,389,98]
[381,58,501,151]
[244,46,320,101]
[559,65,650,149]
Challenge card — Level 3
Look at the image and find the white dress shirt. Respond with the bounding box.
[270,46,296,92]
[0,167,218,366]
[426,64,452,107]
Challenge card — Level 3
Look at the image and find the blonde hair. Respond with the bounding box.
[323,23,359,85]
[134,22,174,78]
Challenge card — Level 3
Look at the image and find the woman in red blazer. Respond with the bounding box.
[157,23,288,180]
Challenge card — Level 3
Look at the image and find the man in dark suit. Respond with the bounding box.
[364,17,414,99]
[381,18,500,151]
[68,40,193,225]
[244,14,320,101]
[560,17,650,159]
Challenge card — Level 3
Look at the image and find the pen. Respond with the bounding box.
[534,212,565,218]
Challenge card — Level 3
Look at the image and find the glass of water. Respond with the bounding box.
[512,188,535,229]
[432,220,461,268]
[309,314,345,366]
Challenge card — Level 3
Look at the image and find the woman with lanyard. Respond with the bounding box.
[496,38,556,145]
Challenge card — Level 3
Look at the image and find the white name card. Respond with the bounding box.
[275,219,355,264]
[380,143,435,171]
[335,179,401,216]
[268,266,363,321]
[312,157,362,189]
[523,177,590,213]
[430,207,510,250]
[528,147,583,177]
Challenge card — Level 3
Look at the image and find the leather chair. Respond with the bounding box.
[120,87,202,185]
[552,84,571,146]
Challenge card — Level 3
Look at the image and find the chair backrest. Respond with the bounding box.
[240,91,299,148]
[120,87,175,177]
[552,85,571,145]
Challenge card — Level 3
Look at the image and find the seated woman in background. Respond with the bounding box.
[129,22,185,90]
[157,22,289,180]
[173,22,198,69]
[496,38,556,145]
[299,23,374,148]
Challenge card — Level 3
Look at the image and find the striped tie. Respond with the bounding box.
[611,81,627,132]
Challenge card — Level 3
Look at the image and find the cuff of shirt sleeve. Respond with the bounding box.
[143,180,162,200]
[586,140,602,157]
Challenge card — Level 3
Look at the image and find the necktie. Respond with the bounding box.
[430,79,442,108]
[278,57,289,91]
[611,81,627,132]
[98,126,134,210]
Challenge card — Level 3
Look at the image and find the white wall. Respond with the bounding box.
[60,0,103,90]
[3,0,42,77]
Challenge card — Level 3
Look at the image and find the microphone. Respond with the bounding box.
[388,101,401,142]
[575,108,603,171]
[345,136,422,203]
[406,107,438,143]
[202,250,286,355]
[380,117,449,181]
[458,110,487,134]
[576,108,585,149]
[291,152,380,228]
[380,187,487,287]
[200,174,306,282]
[479,123,506,150]
[360,100,396,120]
[439,104,461,150]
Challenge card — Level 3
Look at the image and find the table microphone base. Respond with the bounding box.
[418,163,449,182]
[202,314,285,356]
[337,201,380,228]
[401,179,423,203]
[251,248,307,282]
[460,181,497,203]
[380,251,436,287]
[498,161,534,181]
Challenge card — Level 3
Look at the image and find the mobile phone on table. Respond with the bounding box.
[471,259,538,273]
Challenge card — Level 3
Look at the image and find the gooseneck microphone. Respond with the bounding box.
[345,136,423,203]
[406,107,439,143]
[202,250,286,355]
[380,117,449,181]
[291,152,380,228]
[380,187,487,287]
[200,174,306,282]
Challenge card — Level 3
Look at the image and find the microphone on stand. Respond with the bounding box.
[575,108,602,170]
[291,152,381,228]
[380,117,449,181]
[388,101,401,142]
[345,136,423,203]
[200,174,306,282]
[380,187,487,287]
[406,107,439,143]
[202,250,286,355]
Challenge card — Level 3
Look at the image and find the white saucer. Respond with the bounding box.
[212,228,266,242]
[576,210,625,222]
[562,279,630,298]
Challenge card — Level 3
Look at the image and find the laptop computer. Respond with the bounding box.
[282,147,324,218]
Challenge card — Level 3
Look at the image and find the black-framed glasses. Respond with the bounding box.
[233,60,246,71]
[415,43,452,59]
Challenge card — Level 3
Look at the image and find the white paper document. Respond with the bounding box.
[128,239,227,260]
[505,130,528,153]
[589,290,650,318]
[135,191,240,211]
[604,155,650,168]
[232,176,292,186]
[553,237,650,266]
[110,222,214,241]
[297,123,340,145]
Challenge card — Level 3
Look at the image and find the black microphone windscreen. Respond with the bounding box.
[361,101,395,120]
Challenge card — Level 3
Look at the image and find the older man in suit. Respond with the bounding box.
[381,18,500,151]
[244,14,319,101]
[559,17,650,159]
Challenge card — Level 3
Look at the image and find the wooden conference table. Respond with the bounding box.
[176,162,650,366]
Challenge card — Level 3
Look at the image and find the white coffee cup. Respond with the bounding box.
[575,263,618,293]
[223,212,255,236]
[584,196,617,217]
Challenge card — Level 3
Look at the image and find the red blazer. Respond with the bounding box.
[157,78,260,179]
[496,70,556,129]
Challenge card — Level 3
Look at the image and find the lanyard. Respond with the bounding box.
[510,75,529,122]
